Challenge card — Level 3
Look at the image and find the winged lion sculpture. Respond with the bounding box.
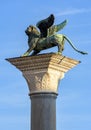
[22,14,87,56]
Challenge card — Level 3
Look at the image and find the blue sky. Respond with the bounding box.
[0,0,91,130]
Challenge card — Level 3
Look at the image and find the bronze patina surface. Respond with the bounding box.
[22,14,87,56]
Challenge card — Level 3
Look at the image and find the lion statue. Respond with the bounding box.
[22,14,87,56]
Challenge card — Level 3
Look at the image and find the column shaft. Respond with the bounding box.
[30,93,57,130]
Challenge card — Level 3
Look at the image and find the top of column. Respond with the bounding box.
[6,54,80,94]
[6,53,80,73]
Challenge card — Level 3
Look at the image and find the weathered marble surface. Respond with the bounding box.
[7,53,80,94]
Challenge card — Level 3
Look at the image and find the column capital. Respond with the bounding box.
[6,53,80,94]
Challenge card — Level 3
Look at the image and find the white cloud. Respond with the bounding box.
[56,8,91,16]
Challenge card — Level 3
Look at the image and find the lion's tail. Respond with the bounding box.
[63,35,88,55]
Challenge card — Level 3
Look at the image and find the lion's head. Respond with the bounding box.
[25,25,40,36]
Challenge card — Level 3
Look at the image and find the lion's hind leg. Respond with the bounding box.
[51,34,65,54]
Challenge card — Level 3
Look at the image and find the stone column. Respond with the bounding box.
[6,53,80,130]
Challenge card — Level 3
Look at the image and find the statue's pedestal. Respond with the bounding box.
[6,53,80,130]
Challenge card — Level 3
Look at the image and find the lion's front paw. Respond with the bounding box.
[55,52,62,55]
[20,52,29,57]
